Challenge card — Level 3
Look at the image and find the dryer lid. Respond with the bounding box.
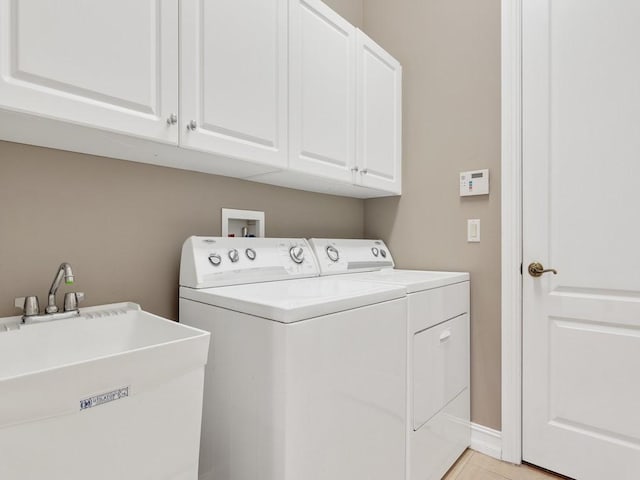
[352,270,469,293]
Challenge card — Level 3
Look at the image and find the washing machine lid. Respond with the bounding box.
[351,270,469,293]
[179,277,405,323]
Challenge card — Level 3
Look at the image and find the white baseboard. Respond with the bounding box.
[470,422,502,460]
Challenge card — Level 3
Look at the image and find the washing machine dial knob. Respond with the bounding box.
[380,249,387,258]
[228,249,240,263]
[245,248,256,261]
[208,253,222,267]
[289,246,305,264]
[371,247,379,257]
[326,245,340,262]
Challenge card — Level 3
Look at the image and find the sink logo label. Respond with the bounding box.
[80,387,129,410]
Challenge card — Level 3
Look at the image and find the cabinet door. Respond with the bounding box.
[356,30,402,194]
[289,0,356,182]
[0,0,179,144]
[180,0,288,169]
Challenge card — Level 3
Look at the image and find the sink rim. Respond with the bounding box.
[0,302,209,383]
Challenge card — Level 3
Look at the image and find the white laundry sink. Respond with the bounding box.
[0,302,210,480]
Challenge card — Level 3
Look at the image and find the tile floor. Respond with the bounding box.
[444,450,564,480]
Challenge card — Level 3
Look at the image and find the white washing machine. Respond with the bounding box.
[179,236,408,480]
[309,238,471,480]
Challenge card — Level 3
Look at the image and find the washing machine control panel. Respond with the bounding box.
[228,249,240,263]
[208,253,222,266]
[289,246,305,264]
[308,239,395,276]
[180,237,319,288]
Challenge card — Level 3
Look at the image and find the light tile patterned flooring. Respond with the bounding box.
[444,450,564,480]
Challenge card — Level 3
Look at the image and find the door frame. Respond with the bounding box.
[501,0,524,465]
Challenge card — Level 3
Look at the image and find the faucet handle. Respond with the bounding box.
[63,292,84,312]
[15,296,40,316]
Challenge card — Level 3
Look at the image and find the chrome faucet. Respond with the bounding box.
[46,262,75,313]
[14,262,84,324]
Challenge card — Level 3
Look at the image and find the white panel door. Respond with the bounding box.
[356,30,402,194]
[0,0,178,143]
[180,0,288,169]
[522,1,640,478]
[289,0,356,182]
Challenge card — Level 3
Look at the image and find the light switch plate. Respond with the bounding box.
[467,219,481,242]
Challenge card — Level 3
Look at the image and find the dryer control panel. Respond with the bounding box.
[180,237,319,288]
[309,239,395,276]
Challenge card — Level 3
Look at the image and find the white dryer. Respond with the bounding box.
[179,236,408,480]
[309,238,471,480]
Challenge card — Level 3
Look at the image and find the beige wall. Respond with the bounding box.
[0,141,364,320]
[362,1,502,429]
[323,0,363,27]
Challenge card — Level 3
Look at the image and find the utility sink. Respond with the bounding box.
[0,302,210,480]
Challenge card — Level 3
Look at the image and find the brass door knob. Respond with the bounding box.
[528,262,558,277]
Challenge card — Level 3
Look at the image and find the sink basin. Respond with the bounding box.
[0,302,210,480]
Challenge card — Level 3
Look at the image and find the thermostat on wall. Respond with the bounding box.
[460,169,489,196]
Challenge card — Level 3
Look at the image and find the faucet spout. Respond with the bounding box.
[46,262,74,314]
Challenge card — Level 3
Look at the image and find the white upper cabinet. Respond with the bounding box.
[288,0,356,182]
[179,0,288,169]
[0,0,402,197]
[0,0,179,144]
[356,30,402,194]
